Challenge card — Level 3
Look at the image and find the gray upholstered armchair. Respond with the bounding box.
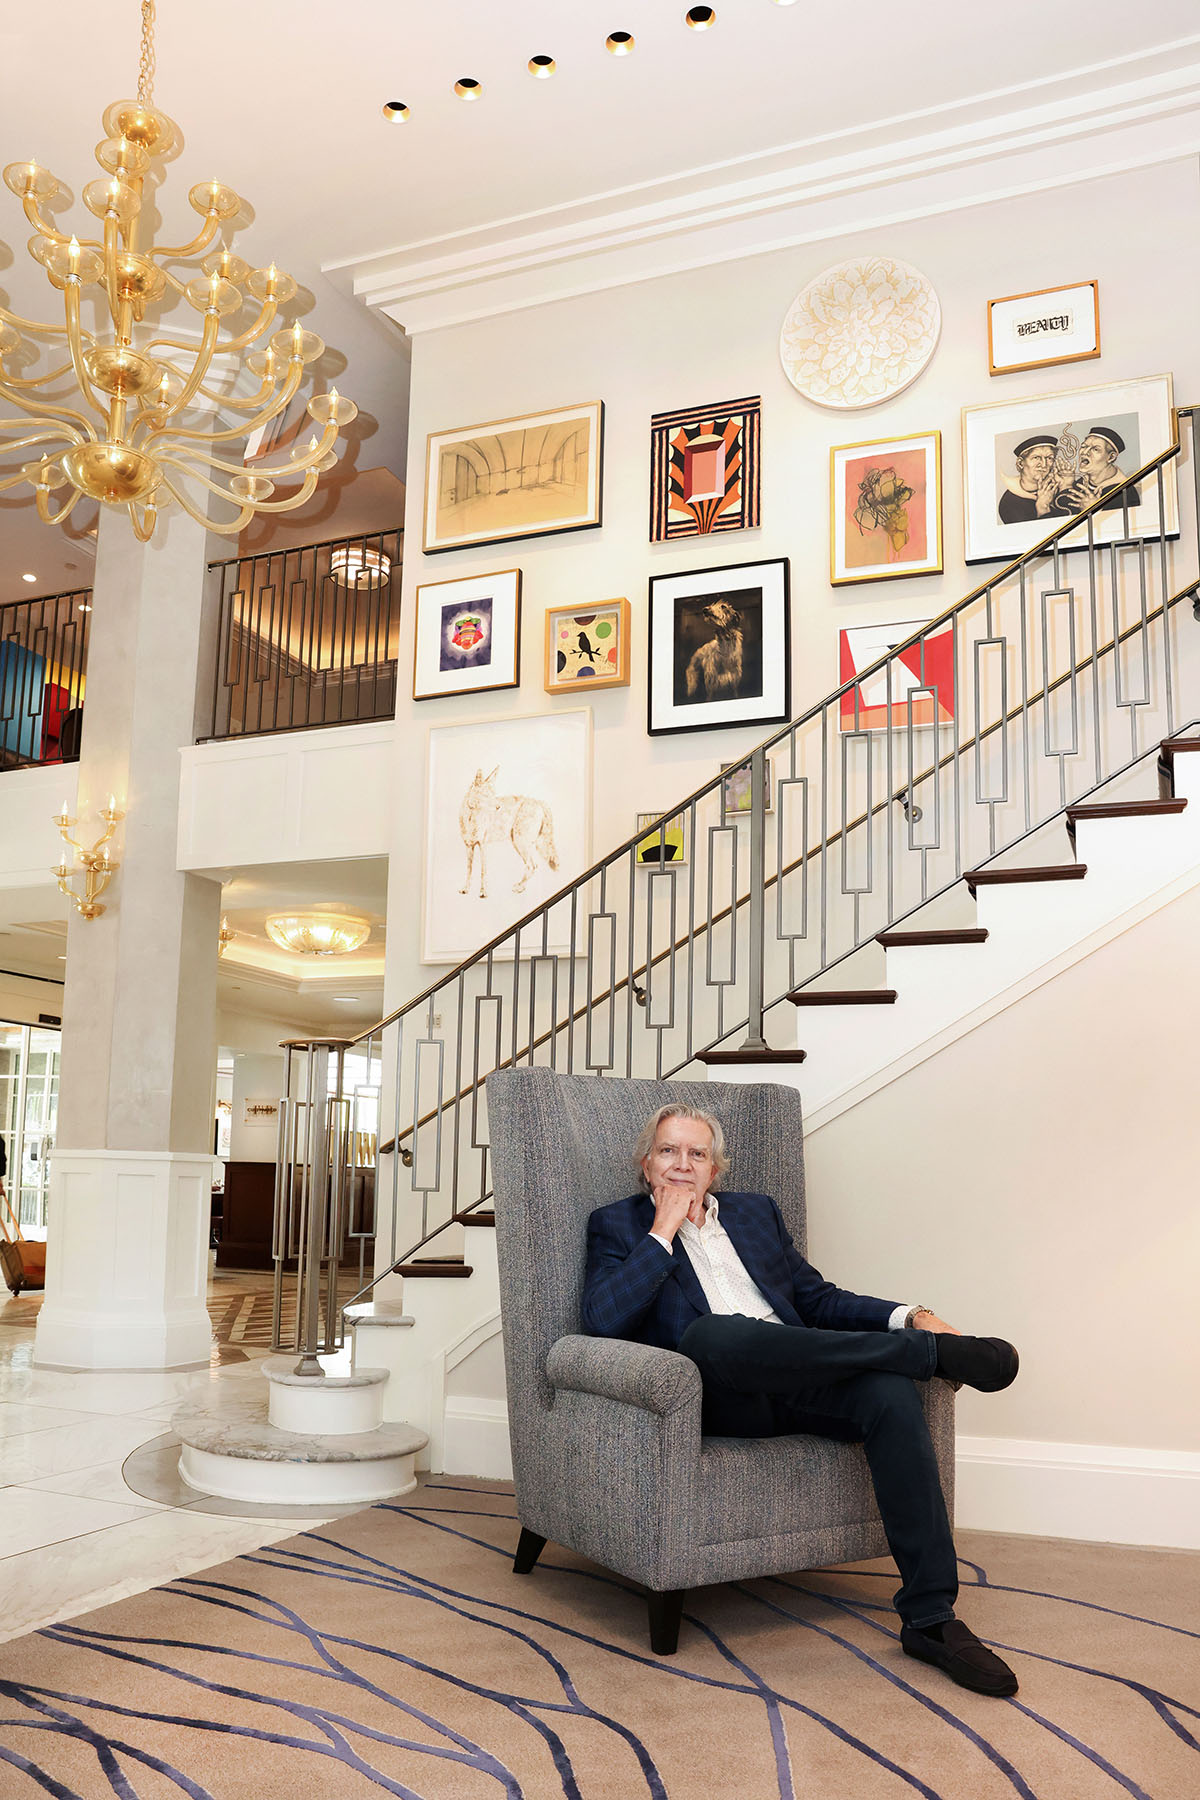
[485,1067,955,1655]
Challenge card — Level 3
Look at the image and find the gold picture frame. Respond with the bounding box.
[987,280,1100,377]
[544,598,630,694]
[423,400,604,554]
[830,431,943,586]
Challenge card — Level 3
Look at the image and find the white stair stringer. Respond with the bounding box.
[352,1220,502,1475]
[773,752,1200,1130]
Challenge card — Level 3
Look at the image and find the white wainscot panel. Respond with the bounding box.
[177,721,395,872]
[0,763,79,888]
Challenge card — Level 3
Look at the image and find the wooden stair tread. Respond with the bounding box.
[876,928,988,948]
[395,1261,474,1279]
[456,1210,496,1227]
[788,989,898,1005]
[1066,798,1186,827]
[1158,736,1200,758]
[966,864,1085,891]
[696,1048,807,1064]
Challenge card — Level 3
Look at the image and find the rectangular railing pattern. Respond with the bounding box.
[0,588,91,770]
[273,417,1200,1359]
[205,528,402,741]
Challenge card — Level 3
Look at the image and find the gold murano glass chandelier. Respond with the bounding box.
[0,0,357,541]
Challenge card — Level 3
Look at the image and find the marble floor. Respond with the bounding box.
[0,1268,356,1644]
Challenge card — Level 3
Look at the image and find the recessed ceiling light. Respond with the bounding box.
[454,77,483,100]
[381,100,411,122]
[334,996,358,1002]
[77,601,93,612]
[685,6,717,26]
[21,572,37,583]
[528,54,556,78]
[606,31,635,55]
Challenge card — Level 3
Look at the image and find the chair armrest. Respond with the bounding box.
[547,1334,702,1417]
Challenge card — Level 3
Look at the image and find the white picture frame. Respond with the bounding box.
[413,567,521,702]
[421,710,592,964]
[961,373,1177,565]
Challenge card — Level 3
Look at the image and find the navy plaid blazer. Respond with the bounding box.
[581,1190,897,1351]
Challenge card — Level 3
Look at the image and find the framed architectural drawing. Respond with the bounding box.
[413,568,521,702]
[962,373,1177,564]
[422,401,604,554]
[544,598,630,693]
[838,618,956,731]
[987,281,1100,376]
[830,432,942,585]
[422,709,592,963]
[647,557,790,737]
[635,811,688,866]
[649,396,761,540]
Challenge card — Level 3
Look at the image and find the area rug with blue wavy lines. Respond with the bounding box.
[0,1475,1196,1798]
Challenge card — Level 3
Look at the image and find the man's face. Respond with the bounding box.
[1078,435,1117,479]
[643,1116,716,1201]
[1017,445,1053,489]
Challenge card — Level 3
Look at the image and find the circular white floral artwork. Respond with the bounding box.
[779,256,941,410]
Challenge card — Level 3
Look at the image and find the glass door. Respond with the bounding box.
[0,1021,61,1242]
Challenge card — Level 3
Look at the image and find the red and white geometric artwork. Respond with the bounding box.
[650,396,761,541]
[838,619,956,731]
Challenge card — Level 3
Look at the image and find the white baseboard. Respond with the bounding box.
[441,1397,513,1481]
[956,1435,1200,1550]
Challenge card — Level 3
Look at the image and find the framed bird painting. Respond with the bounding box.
[544,598,631,694]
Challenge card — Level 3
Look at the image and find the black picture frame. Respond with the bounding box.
[646,557,790,737]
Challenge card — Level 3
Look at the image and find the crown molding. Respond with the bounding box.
[327,46,1200,336]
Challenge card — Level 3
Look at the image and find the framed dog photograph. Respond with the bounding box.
[413,568,521,702]
[422,709,592,963]
[544,598,630,693]
[830,432,942,585]
[962,373,1177,564]
[422,401,604,554]
[647,557,790,737]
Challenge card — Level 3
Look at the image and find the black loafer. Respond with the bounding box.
[901,1619,1019,1696]
[933,1335,1019,1393]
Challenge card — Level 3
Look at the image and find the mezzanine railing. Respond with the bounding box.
[0,587,91,769]
[203,526,402,742]
[272,412,1200,1361]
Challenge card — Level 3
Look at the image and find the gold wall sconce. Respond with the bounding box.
[218,916,235,955]
[53,797,124,918]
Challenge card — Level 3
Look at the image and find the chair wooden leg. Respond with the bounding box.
[513,1527,547,1574]
[647,1588,684,1655]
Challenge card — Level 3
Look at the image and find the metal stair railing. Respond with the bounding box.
[270,410,1200,1362]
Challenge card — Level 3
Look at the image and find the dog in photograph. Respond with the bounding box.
[685,599,744,702]
[459,767,560,898]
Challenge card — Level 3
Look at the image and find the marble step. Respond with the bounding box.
[263,1357,387,1434]
[173,1389,427,1506]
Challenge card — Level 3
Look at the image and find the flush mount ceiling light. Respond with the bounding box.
[0,0,358,542]
[454,77,483,100]
[265,912,372,957]
[528,55,557,78]
[606,32,635,55]
[685,6,717,27]
[328,545,391,588]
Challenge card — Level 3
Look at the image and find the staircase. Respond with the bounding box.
[229,407,1200,1485]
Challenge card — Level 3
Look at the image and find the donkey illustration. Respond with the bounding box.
[459,767,560,898]
[685,598,744,702]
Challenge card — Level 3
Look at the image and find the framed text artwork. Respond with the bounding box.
[830,431,942,585]
[647,558,790,737]
[422,401,604,554]
[413,568,521,702]
[962,373,1177,564]
[987,281,1100,376]
[544,598,630,694]
[838,619,956,731]
[422,709,592,963]
[649,396,761,541]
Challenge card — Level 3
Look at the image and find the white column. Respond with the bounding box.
[36,506,223,1370]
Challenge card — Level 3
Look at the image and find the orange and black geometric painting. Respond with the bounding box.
[650,396,761,540]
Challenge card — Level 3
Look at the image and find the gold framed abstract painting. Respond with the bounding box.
[423,401,604,554]
[544,598,631,694]
[830,432,942,585]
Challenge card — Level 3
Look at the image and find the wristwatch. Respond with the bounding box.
[904,1304,933,1328]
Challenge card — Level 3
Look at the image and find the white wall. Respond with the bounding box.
[229,1052,286,1162]
[386,157,1200,1009]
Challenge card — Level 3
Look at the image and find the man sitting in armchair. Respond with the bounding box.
[581,1101,1020,1698]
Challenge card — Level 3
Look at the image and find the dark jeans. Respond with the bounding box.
[676,1313,957,1629]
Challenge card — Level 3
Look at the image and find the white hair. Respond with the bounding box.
[634,1103,730,1192]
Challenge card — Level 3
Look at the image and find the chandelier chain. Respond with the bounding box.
[137,0,156,106]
